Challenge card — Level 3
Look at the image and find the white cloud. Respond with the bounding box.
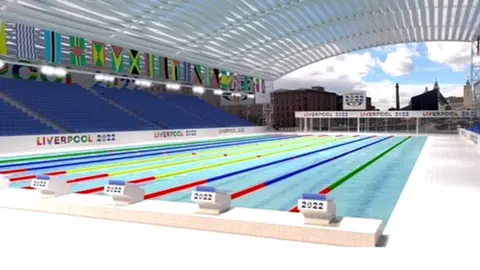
[425,42,470,72]
[274,42,467,110]
[377,45,419,76]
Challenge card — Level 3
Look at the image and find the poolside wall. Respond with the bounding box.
[0,126,267,155]
[0,189,383,247]
[458,128,480,153]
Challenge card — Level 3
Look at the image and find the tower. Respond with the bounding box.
[395,83,400,110]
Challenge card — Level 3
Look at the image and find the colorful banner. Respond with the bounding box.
[205,67,212,86]
[43,30,62,64]
[144,53,154,78]
[171,59,180,81]
[212,68,220,88]
[69,36,87,67]
[128,49,141,76]
[91,41,106,68]
[294,110,480,118]
[158,56,168,80]
[0,20,7,55]
[193,64,203,85]
[111,45,124,72]
[15,23,37,59]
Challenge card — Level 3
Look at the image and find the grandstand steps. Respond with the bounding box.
[0,89,70,134]
[73,73,97,89]
[85,86,163,129]
[156,94,222,127]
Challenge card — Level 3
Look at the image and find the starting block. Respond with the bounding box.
[103,180,145,206]
[31,175,72,198]
[0,175,9,190]
[297,193,336,226]
[191,186,231,215]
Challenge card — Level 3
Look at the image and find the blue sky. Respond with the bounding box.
[274,42,471,109]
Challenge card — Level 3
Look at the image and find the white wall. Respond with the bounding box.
[458,128,480,153]
[0,126,267,155]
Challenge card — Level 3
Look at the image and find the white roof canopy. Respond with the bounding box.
[0,0,479,80]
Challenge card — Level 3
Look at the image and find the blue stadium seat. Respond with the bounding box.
[0,99,58,136]
[93,85,216,129]
[159,93,252,127]
[0,78,157,133]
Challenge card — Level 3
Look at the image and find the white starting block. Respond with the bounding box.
[191,186,231,215]
[0,175,9,190]
[103,180,145,206]
[31,175,72,198]
[297,193,336,226]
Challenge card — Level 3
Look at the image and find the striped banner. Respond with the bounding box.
[171,59,180,81]
[128,49,141,76]
[235,74,242,91]
[220,71,229,90]
[212,68,220,88]
[91,41,106,67]
[15,23,36,59]
[144,53,154,78]
[181,62,191,82]
[193,64,203,85]
[242,76,249,92]
[255,78,260,93]
[43,30,62,64]
[111,45,124,72]
[205,67,212,86]
[69,36,87,66]
[0,20,7,56]
[158,56,168,80]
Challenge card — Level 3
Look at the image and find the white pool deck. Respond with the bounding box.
[0,133,479,269]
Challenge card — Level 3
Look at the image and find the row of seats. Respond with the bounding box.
[1,79,158,133]
[159,93,252,127]
[92,85,216,129]
[0,98,58,136]
[0,78,252,136]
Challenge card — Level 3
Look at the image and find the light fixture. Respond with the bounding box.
[41,65,68,77]
[53,67,67,77]
[247,94,255,99]
[193,86,205,94]
[167,83,181,90]
[95,74,116,82]
[232,92,241,97]
[40,65,55,75]
[213,89,223,95]
[0,59,5,68]
[135,79,152,87]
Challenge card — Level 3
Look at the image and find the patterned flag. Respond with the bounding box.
[0,20,7,56]
[261,79,266,94]
[220,71,230,90]
[111,45,124,72]
[91,41,105,67]
[15,23,36,59]
[128,49,141,76]
[212,68,220,88]
[43,30,62,64]
[193,64,203,85]
[182,62,191,82]
[205,67,212,86]
[158,56,168,80]
[235,75,242,91]
[255,78,260,93]
[69,36,87,66]
[144,53,154,78]
[171,59,180,81]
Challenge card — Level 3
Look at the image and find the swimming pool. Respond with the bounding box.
[0,134,426,225]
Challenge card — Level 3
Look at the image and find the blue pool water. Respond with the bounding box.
[1,134,426,225]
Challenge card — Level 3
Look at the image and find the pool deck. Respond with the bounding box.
[383,134,480,248]
[0,133,478,268]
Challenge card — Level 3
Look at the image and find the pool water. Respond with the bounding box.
[0,134,426,225]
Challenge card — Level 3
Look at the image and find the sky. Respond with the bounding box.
[273,42,471,110]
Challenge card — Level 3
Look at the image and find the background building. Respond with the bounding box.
[410,81,448,111]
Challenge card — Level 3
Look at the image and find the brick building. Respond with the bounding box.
[273,86,338,128]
